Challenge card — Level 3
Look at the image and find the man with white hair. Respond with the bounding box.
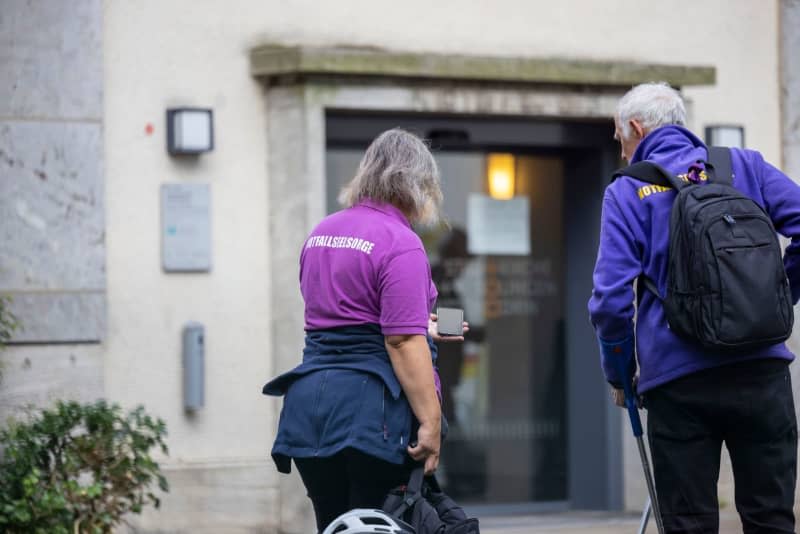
[589,82,799,532]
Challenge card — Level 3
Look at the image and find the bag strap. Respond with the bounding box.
[385,466,426,520]
[705,146,733,186]
[612,161,687,191]
[613,147,733,189]
[406,466,425,496]
[611,163,671,303]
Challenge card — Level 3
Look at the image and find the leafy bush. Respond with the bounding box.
[0,294,19,350]
[0,400,169,533]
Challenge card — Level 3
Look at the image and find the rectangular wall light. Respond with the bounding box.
[167,108,214,155]
[705,125,744,149]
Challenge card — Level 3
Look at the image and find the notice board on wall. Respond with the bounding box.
[161,183,211,272]
[467,194,530,256]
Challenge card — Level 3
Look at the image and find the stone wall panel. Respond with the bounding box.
[0,121,104,290]
[0,0,102,120]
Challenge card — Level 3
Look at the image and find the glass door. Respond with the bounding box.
[325,148,567,505]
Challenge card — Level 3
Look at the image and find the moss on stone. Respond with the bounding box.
[251,45,716,87]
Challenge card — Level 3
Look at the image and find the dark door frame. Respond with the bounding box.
[325,111,623,512]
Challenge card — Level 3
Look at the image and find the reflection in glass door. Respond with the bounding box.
[325,149,567,505]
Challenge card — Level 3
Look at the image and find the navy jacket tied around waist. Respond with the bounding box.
[263,324,430,473]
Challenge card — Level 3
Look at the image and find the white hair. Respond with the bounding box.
[617,82,687,139]
[339,128,443,226]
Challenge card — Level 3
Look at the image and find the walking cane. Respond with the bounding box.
[638,498,651,534]
[613,353,665,534]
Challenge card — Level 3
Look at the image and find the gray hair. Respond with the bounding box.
[339,128,443,226]
[617,82,687,139]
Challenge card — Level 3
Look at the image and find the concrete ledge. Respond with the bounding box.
[250,45,716,87]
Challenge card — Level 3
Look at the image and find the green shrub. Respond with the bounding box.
[0,295,20,350]
[0,400,169,533]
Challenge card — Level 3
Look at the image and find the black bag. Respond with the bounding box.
[382,467,479,534]
[613,147,794,352]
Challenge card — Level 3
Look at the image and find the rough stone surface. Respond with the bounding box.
[0,121,105,290]
[0,121,105,341]
[6,292,105,343]
[0,0,105,343]
[123,462,279,534]
[0,344,104,420]
[0,0,103,119]
[782,0,800,178]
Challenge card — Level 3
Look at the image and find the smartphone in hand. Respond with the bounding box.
[436,307,464,336]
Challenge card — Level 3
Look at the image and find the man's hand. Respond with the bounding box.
[428,313,470,342]
[611,387,625,407]
[610,378,642,408]
[407,418,441,475]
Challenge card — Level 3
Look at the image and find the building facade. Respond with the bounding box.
[2,1,800,532]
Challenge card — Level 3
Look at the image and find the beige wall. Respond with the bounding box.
[103,4,273,463]
[101,0,784,524]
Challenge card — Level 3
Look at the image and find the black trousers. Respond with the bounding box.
[294,448,411,533]
[645,359,797,533]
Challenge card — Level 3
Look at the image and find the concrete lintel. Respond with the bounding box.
[251,45,716,87]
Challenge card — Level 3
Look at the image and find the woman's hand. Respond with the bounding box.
[428,313,469,342]
[407,418,441,475]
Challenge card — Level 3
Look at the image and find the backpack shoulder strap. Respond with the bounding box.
[612,161,686,190]
[384,466,425,519]
[706,146,733,185]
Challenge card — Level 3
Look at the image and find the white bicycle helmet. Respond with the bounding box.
[321,508,414,534]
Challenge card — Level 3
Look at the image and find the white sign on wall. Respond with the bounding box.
[467,194,530,256]
[161,183,212,272]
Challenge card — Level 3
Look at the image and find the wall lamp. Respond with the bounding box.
[705,125,745,149]
[167,107,214,155]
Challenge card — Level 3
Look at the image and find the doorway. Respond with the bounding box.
[325,112,620,510]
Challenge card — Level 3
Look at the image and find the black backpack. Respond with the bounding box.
[382,467,479,534]
[613,147,794,352]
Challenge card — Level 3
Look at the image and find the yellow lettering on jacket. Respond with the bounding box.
[637,184,672,200]
[635,171,707,201]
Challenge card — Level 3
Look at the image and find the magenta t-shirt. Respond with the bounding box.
[300,200,437,336]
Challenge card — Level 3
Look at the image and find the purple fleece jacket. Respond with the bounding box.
[588,125,800,393]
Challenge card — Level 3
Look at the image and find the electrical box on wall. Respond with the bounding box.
[182,322,205,412]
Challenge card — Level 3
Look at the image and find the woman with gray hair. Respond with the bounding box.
[263,128,463,532]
